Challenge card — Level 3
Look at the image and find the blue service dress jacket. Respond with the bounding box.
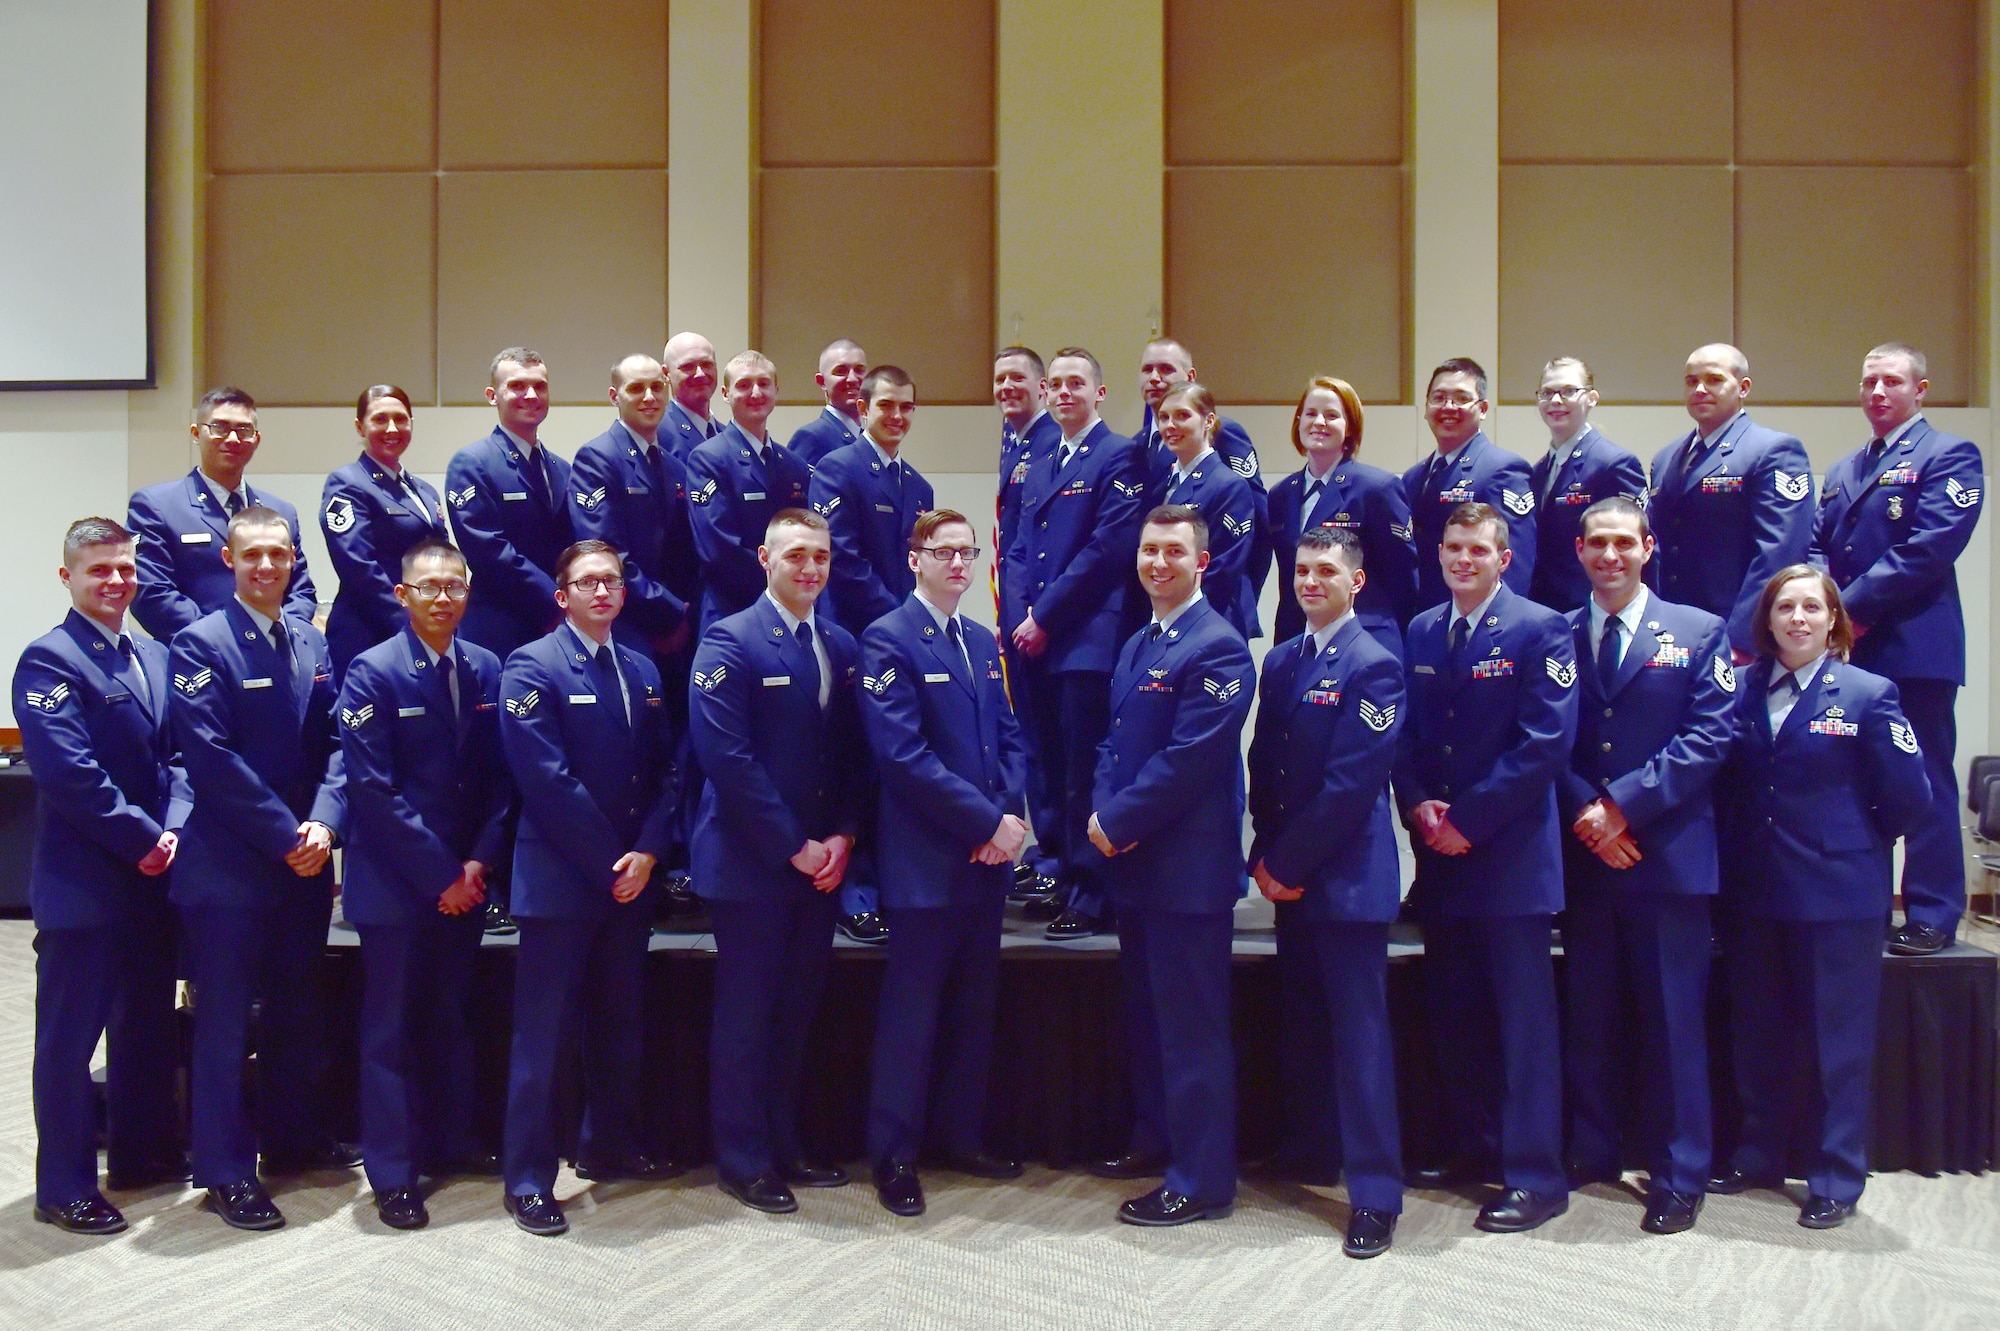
[1247,617,1406,920]
[788,406,863,468]
[444,428,575,661]
[686,597,867,901]
[569,420,698,643]
[1154,451,1260,639]
[856,595,1028,908]
[996,411,1061,631]
[1002,421,1150,673]
[1401,432,1538,610]
[320,455,450,675]
[166,602,347,909]
[336,628,511,924]
[1808,417,1984,685]
[1647,412,1815,656]
[1526,426,1648,613]
[128,469,319,639]
[1559,596,1736,896]
[808,441,936,634]
[498,625,678,920]
[1092,597,1256,913]
[1138,409,1272,601]
[1267,459,1418,652]
[1393,585,1579,915]
[662,401,719,460]
[685,425,815,628]
[13,611,191,928]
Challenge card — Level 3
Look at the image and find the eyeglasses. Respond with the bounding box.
[199,422,259,441]
[566,576,625,593]
[1535,387,1588,404]
[1426,392,1480,408]
[402,581,470,602]
[917,547,980,564]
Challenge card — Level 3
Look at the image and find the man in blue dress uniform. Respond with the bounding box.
[168,506,351,1231]
[16,518,189,1235]
[662,331,724,459]
[688,509,868,1215]
[856,509,1030,1216]
[1809,342,1985,956]
[1403,359,1538,612]
[1394,502,1578,1233]
[127,386,318,640]
[686,351,814,629]
[1525,357,1646,613]
[1084,505,1255,1226]
[786,338,868,466]
[338,539,513,1229]
[496,540,681,1236]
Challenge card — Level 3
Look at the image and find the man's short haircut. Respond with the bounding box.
[64,517,134,561]
[994,345,1045,379]
[196,386,257,422]
[861,364,914,404]
[1750,563,1855,661]
[1143,502,1209,553]
[1579,495,1652,543]
[1427,357,1489,402]
[1542,356,1595,390]
[1296,524,1363,569]
[489,347,546,386]
[1049,346,1103,384]
[400,538,468,581]
[1444,500,1509,551]
[908,508,973,552]
[724,350,776,389]
[610,353,663,388]
[1158,381,1216,422]
[554,539,623,587]
[1144,337,1192,367]
[355,384,412,419]
[226,505,292,547]
[765,506,829,542]
[1290,375,1366,460]
[1866,340,1928,378]
[818,339,865,374]
[1692,343,1750,380]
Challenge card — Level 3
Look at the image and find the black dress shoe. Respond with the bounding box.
[573,1153,687,1182]
[662,870,702,913]
[106,1158,192,1192]
[375,1187,429,1230]
[719,1173,799,1214]
[780,1159,849,1188]
[483,902,519,936]
[1008,867,1060,904]
[1707,1168,1784,1195]
[503,1190,568,1236]
[1086,1152,1169,1180]
[261,1141,363,1175]
[939,1150,1024,1180]
[1888,921,1950,956]
[1406,1163,1473,1189]
[1474,1188,1568,1233]
[33,1197,128,1235]
[1799,1194,1857,1229]
[1019,894,1065,921]
[1117,1186,1234,1226]
[873,1162,925,1217]
[1641,1189,1704,1234]
[837,912,890,945]
[206,1179,285,1231]
[1045,909,1100,940]
[1343,1207,1396,1258]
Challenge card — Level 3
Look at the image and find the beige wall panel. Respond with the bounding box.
[205,174,434,406]
[1165,0,1402,165]
[762,0,993,166]
[439,0,666,169]
[1498,0,1730,163]
[1498,165,1733,403]
[1737,167,1973,404]
[1739,0,1972,165]
[437,171,667,404]
[759,169,994,406]
[1165,166,1404,405]
[209,0,435,172]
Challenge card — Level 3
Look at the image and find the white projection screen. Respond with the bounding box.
[0,0,150,389]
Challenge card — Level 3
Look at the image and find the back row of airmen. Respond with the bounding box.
[14,333,1979,1258]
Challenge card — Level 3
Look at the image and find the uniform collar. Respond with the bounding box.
[763,591,819,636]
[1773,651,1829,693]
[1588,585,1648,641]
[1448,585,1502,632]
[1879,413,1924,448]
[864,434,900,470]
[196,468,250,512]
[823,404,862,434]
[1150,589,1205,635]
[234,596,280,639]
[1309,609,1357,657]
[1170,445,1216,485]
[1696,409,1746,451]
[499,424,539,457]
[912,588,958,636]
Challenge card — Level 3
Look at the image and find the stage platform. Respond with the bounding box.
[312,898,1998,1180]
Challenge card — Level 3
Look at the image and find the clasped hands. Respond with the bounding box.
[972,813,1028,866]
[1572,797,1642,869]
[790,834,855,893]
[1409,800,1472,856]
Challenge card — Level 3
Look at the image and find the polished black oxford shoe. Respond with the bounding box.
[1085,1152,1169,1180]
[503,1189,568,1236]
[1044,908,1100,940]
[482,902,519,936]
[573,1153,686,1182]
[1799,1195,1856,1229]
[719,1173,799,1214]
[206,1179,285,1231]
[837,912,890,945]
[1343,1207,1396,1258]
[1706,1168,1785,1195]
[1117,1186,1233,1226]
[780,1159,849,1188]
[873,1162,926,1217]
[1473,1188,1568,1233]
[375,1187,429,1230]
[1887,921,1950,956]
[1641,1190,1704,1234]
[34,1197,128,1235]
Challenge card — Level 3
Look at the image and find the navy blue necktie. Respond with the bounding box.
[796,622,821,707]
[521,447,552,512]
[1597,619,1622,692]
[592,644,628,729]
[1447,616,1468,668]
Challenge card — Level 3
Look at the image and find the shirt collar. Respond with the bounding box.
[764,591,818,635]
[1171,445,1216,483]
[1060,416,1101,449]
[198,469,249,511]
[1697,409,1746,450]
[1451,586,1502,631]
[563,619,612,654]
[1150,589,1205,635]
[824,404,861,434]
[499,424,539,457]
[1303,454,1337,483]
[1881,413,1924,448]
[668,400,710,435]
[864,434,899,470]
[1589,585,1649,640]
[1774,652,1828,691]
[912,588,957,635]
[234,597,279,639]
[415,636,447,666]
[1309,609,1357,657]
[1549,424,1589,456]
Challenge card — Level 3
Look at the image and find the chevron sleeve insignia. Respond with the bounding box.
[1889,720,1920,754]
[1545,658,1577,688]
[504,689,541,717]
[1713,655,1736,693]
[689,479,717,505]
[1220,513,1252,536]
[1356,698,1396,732]
[340,704,375,730]
[324,496,356,533]
[1111,479,1143,498]
[1774,471,1811,502]
[576,486,607,510]
[861,666,897,696]
[173,668,213,697]
[1946,476,1983,509]
[1502,489,1535,516]
[814,495,841,516]
[692,665,727,693]
[1201,676,1244,702]
[1228,451,1259,478]
[449,486,477,509]
[1389,520,1413,542]
[24,682,71,713]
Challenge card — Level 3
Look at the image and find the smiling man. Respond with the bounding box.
[686,351,814,629]
[1526,358,1646,613]
[662,331,724,458]
[787,338,870,466]
[1402,359,1537,611]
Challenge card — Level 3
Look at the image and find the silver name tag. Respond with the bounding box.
[242,677,274,689]
[875,503,896,513]
[923,672,951,683]
[626,485,647,494]
[1414,665,1436,675]
[743,491,767,501]
[180,532,211,544]
[762,675,790,686]
[397,706,425,717]
[568,694,597,704]
[502,491,529,501]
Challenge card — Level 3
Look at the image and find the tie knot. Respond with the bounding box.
[117,635,136,660]
[796,622,813,649]
[1768,672,1800,698]
[595,644,615,669]
[946,617,962,644]
[1147,623,1164,642]
[436,651,455,674]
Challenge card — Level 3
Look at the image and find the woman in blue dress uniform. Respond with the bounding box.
[321,385,450,679]
[1266,377,1417,657]
[1711,564,1931,1228]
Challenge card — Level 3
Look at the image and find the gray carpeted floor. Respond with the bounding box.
[0,917,1995,1331]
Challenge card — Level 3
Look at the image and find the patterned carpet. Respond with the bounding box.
[0,917,1995,1331]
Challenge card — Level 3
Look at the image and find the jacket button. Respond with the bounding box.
[1600,741,1613,753]
[1442,745,1452,756]
[1446,708,1455,719]
[1039,521,1048,530]
[1113,718,1122,728]
[1603,707,1614,718]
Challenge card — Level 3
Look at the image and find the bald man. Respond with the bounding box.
[788,339,869,467]
[662,332,723,460]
